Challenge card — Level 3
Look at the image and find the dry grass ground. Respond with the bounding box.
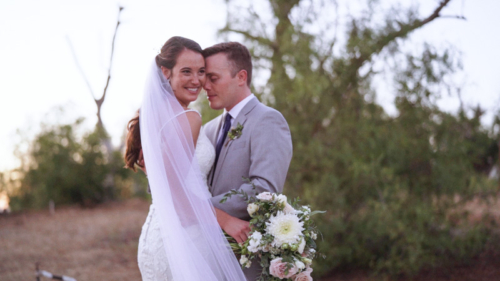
[1,197,499,281]
[0,198,150,281]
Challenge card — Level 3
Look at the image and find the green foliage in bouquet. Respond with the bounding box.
[222,178,325,281]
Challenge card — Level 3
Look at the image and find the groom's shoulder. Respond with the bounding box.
[252,102,287,123]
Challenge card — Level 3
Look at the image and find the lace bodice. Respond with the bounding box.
[195,126,216,183]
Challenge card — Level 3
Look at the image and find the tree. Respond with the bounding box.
[213,0,498,276]
[66,6,125,199]
[67,6,124,136]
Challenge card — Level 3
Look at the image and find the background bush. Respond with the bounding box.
[7,116,147,211]
[208,0,500,277]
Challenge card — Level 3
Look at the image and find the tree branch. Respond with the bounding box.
[97,6,123,105]
[353,0,460,69]
[220,26,277,50]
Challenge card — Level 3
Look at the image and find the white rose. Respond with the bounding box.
[293,266,313,281]
[298,238,306,254]
[283,203,297,214]
[276,194,287,204]
[311,232,317,240]
[252,231,262,240]
[239,255,252,268]
[256,192,274,202]
[240,255,248,265]
[247,203,259,216]
[295,260,306,270]
[247,231,263,253]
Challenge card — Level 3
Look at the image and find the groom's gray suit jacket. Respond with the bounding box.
[205,97,293,219]
[204,97,293,280]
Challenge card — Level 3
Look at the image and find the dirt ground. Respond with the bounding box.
[1,198,499,281]
[0,199,148,281]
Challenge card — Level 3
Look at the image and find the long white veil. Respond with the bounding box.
[140,61,246,280]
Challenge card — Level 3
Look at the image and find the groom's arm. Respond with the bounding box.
[215,208,251,243]
[211,109,293,219]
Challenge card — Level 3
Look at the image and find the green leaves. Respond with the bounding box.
[225,123,244,147]
[10,115,140,210]
[216,0,499,277]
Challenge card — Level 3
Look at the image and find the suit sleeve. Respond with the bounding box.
[210,110,293,219]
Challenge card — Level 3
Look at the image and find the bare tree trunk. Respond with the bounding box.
[67,6,124,200]
[67,6,124,138]
[96,6,123,133]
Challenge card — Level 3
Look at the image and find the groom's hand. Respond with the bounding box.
[224,217,251,244]
[215,208,251,243]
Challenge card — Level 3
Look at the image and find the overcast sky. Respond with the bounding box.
[1,0,499,172]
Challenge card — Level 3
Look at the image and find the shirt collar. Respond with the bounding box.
[224,94,255,119]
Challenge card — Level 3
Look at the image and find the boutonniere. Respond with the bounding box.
[225,123,244,147]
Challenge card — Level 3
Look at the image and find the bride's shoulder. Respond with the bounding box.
[185,108,201,117]
[182,109,201,132]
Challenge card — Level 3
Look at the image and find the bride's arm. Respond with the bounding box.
[136,111,201,175]
[185,111,202,148]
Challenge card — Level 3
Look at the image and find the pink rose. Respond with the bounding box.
[269,258,298,279]
[293,267,313,281]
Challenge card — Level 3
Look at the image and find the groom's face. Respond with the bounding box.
[204,53,240,111]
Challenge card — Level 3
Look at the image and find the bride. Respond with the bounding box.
[124,37,246,281]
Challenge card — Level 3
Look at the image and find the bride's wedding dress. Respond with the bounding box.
[137,117,216,281]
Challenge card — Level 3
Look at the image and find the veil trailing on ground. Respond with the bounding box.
[140,61,246,281]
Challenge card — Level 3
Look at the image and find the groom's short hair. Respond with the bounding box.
[203,42,252,87]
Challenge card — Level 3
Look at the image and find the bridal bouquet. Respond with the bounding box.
[221,180,325,281]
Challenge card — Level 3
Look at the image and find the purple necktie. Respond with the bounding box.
[211,113,232,185]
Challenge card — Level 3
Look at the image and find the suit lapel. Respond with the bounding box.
[213,98,259,185]
[207,114,224,186]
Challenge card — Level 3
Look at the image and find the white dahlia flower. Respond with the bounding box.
[266,211,304,247]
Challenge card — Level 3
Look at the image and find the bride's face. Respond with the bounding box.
[162,49,206,108]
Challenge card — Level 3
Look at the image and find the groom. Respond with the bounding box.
[203,42,293,280]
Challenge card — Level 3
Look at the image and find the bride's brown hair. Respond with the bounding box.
[124,110,142,172]
[125,37,202,172]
